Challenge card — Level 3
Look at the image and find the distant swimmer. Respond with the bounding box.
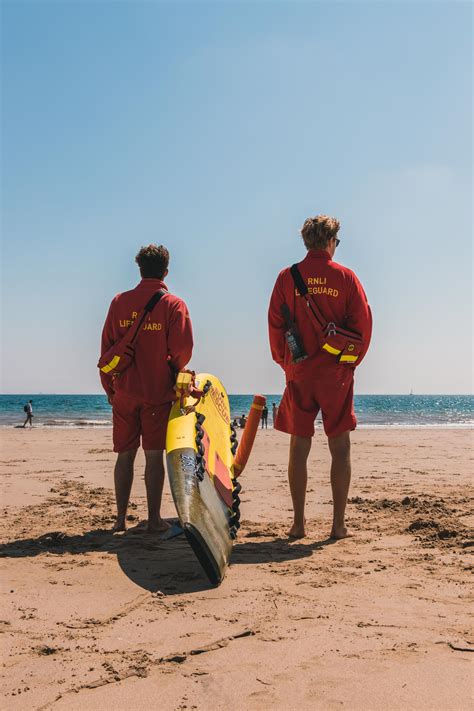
[272,402,278,422]
[268,214,372,540]
[261,405,268,429]
[22,400,33,428]
[99,244,193,533]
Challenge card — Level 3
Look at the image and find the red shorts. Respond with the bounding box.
[112,391,171,453]
[275,367,356,438]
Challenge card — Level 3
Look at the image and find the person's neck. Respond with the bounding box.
[308,247,331,255]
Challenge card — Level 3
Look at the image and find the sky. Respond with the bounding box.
[1,0,472,395]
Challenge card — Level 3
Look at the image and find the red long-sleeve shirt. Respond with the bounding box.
[268,250,372,381]
[100,278,193,404]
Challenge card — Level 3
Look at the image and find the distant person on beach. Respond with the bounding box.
[272,402,278,422]
[22,400,33,428]
[239,414,247,429]
[261,405,268,429]
[268,215,372,539]
[99,244,193,533]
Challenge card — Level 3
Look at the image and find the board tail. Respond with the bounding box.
[183,523,223,586]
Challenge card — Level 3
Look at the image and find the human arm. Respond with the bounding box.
[167,299,194,371]
[345,274,372,366]
[99,299,116,400]
[268,271,287,369]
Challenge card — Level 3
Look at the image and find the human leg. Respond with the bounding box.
[139,400,171,532]
[144,449,169,532]
[287,435,312,538]
[328,431,352,539]
[113,448,137,531]
[111,392,142,531]
[318,365,356,539]
[274,382,317,539]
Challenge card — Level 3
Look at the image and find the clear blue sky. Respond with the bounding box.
[1,1,472,395]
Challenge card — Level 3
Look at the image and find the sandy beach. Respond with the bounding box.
[1,426,472,710]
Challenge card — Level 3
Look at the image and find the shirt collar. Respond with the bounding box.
[304,249,332,262]
[138,278,168,291]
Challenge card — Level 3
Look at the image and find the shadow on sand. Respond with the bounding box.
[0,527,337,594]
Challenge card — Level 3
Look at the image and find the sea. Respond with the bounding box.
[1,394,472,429]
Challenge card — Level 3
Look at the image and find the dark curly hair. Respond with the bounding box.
[300,215,340,250]
[135,244,169,279]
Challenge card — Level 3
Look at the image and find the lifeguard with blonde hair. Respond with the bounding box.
[268,214,372,539]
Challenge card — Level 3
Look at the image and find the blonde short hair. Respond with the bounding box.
[300,215,340,250]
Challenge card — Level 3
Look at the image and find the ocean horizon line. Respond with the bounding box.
[1,392,473,397]
[1,393,472,428]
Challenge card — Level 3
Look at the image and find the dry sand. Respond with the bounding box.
[1,426,472,710]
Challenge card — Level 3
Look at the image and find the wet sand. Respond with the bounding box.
[1,427,472,710]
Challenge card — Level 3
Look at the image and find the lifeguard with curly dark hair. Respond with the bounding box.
[268,214,372,540]
[100,244,193,533]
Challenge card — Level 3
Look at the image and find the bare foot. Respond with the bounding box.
[330,525,353,540]
[127,521,147,534]
[288,521,306,539]
[146,518,171,534]
[112,518,126,533]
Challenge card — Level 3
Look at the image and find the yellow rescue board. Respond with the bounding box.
[166,373,240,585]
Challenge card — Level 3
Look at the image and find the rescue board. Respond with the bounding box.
[166,372,264,585]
